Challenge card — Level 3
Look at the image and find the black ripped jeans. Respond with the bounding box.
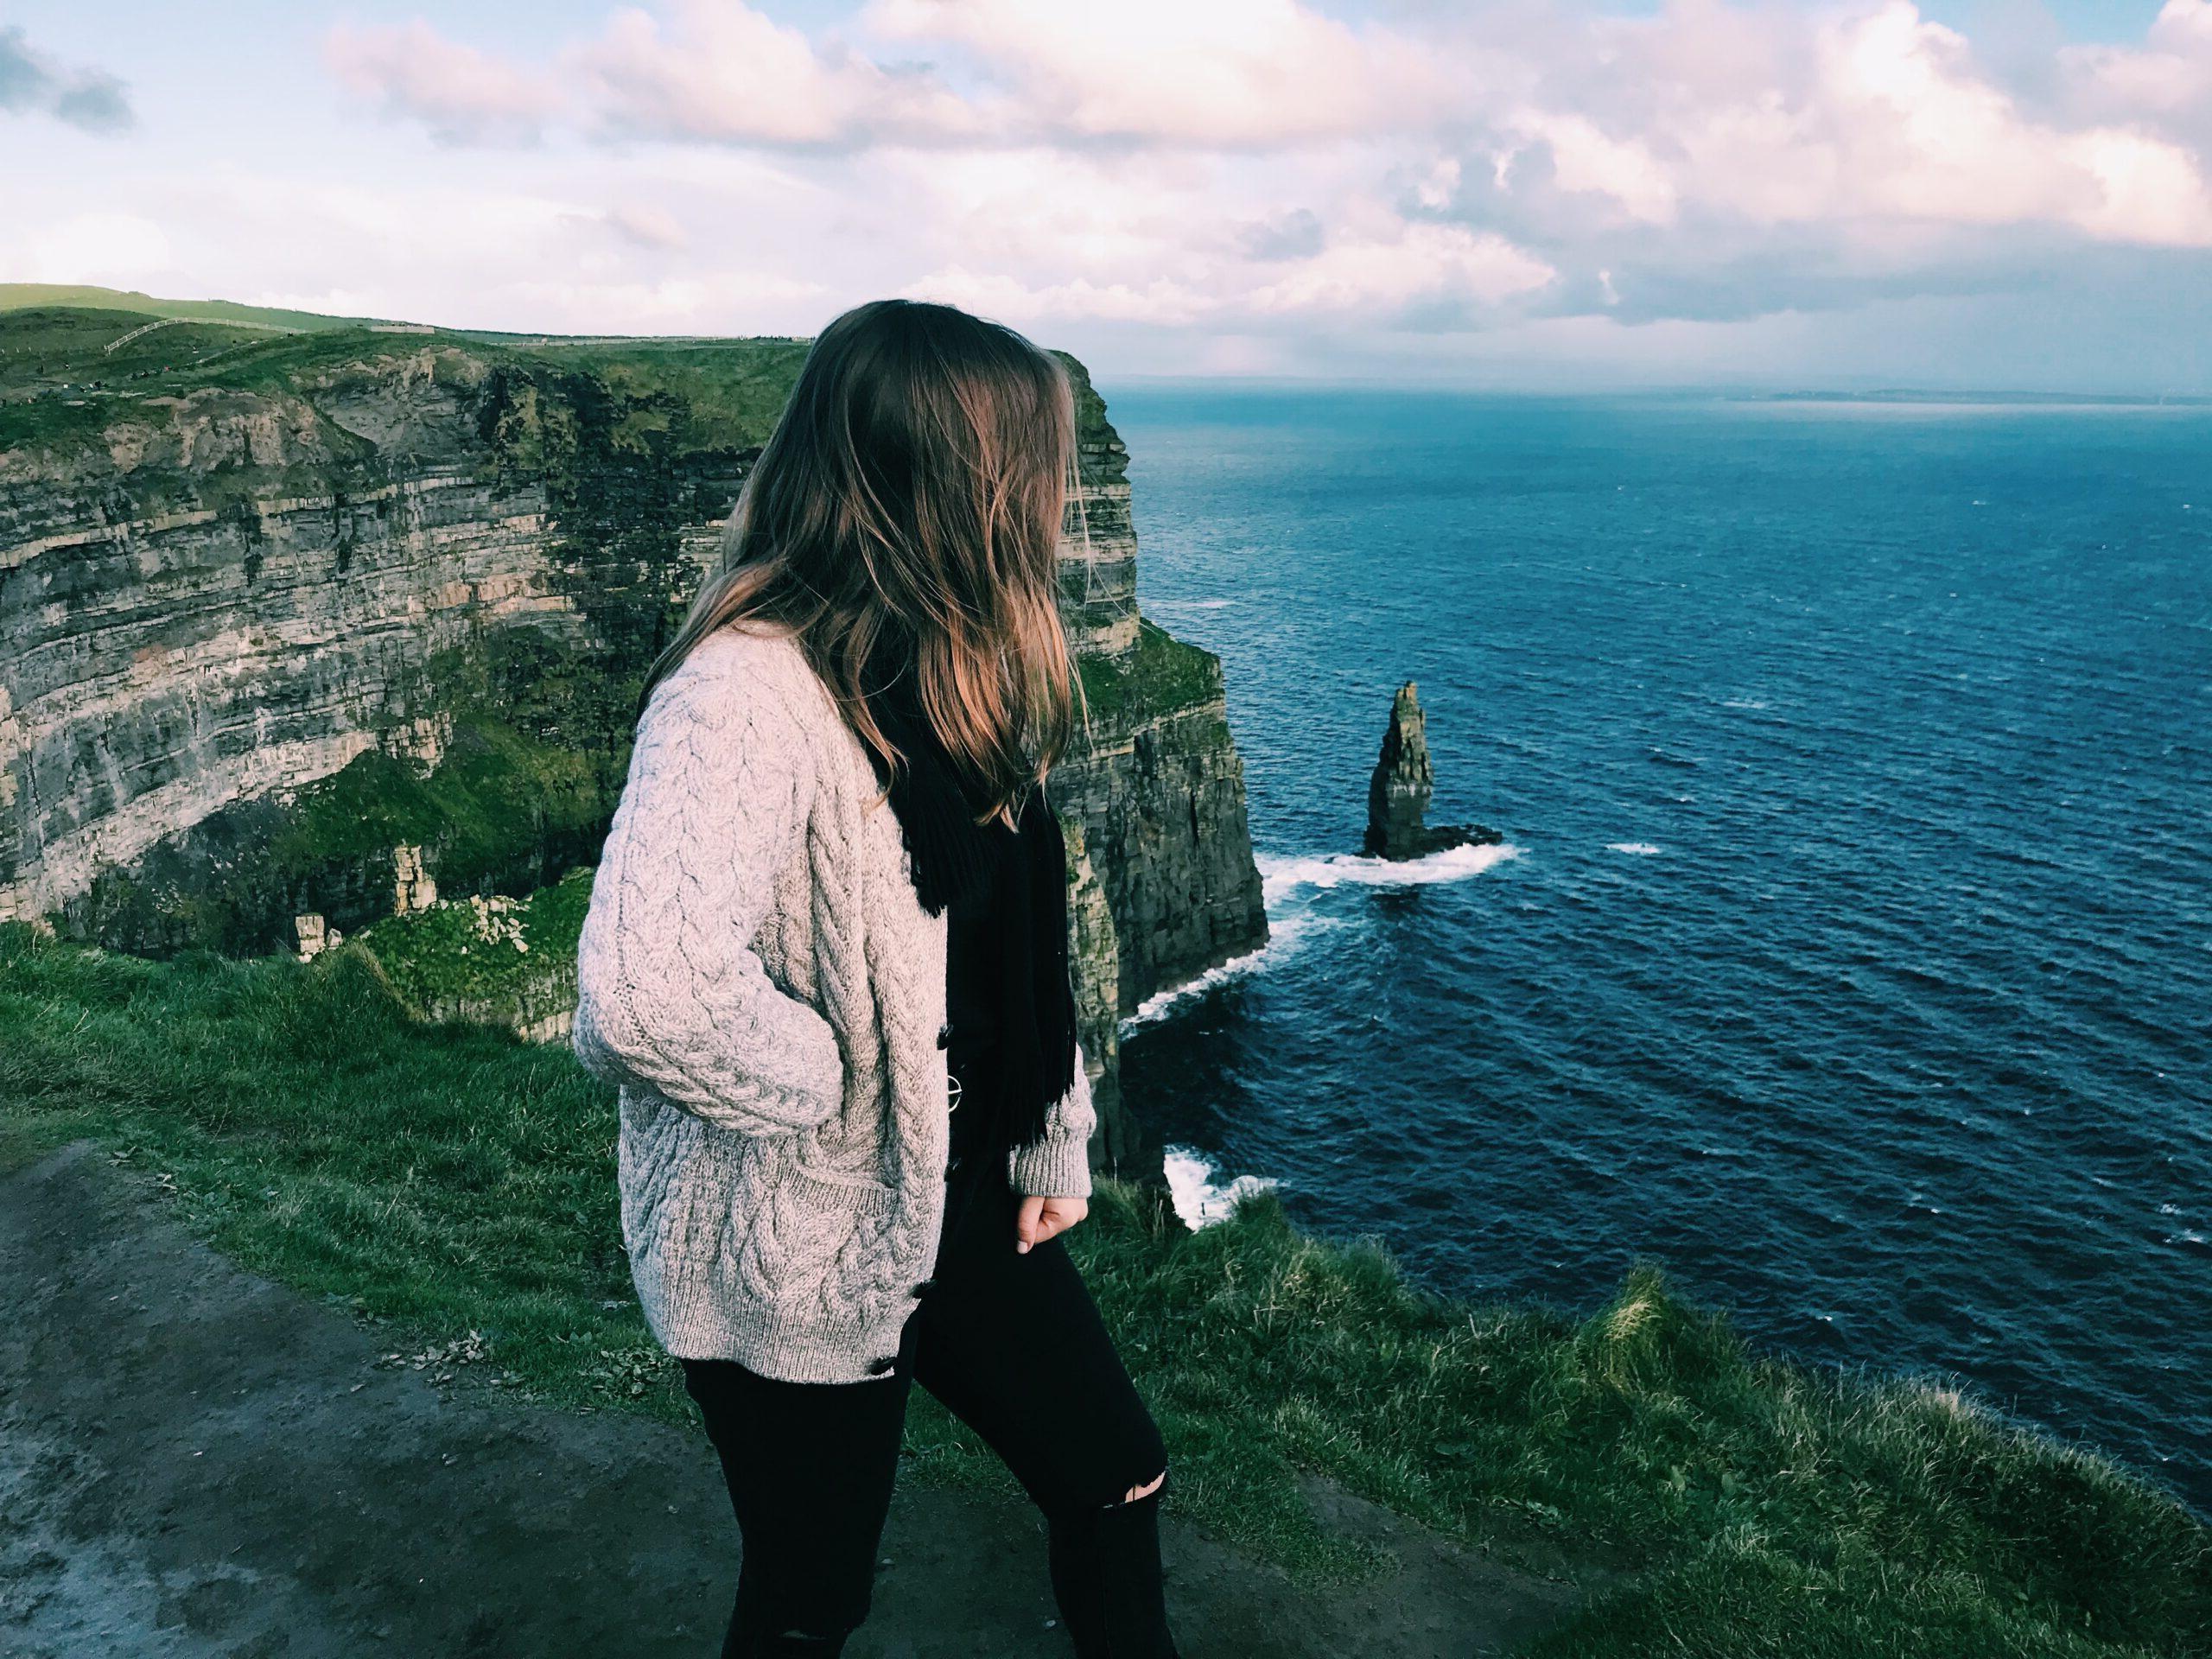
[678,1074,1179,1657]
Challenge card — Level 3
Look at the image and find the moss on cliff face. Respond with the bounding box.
[1077,618,1224,723]
[65,661,609,959]
[67,716,606,960]
[476,361,738,699]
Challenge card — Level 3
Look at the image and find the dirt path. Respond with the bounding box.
[0,1143,1594,1657]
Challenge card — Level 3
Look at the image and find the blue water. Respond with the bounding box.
[1099,389,2212,1514]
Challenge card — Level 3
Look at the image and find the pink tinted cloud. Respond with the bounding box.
[574,0,988,148]
[315,0,2212,346]
[325,20,561,144]
[862,0,1460,147]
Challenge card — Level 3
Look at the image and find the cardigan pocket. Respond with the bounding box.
[733,1153,901,1313]
[790,1157,897,1199]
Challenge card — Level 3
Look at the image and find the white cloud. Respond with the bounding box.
[318,2,2212,255]
[863,0,1454,146]
[327,0,1450,151]
[2,163,837,337]
[18,0,2212,383]
[325,21,560,144]
[1808,3,2212,245]
[1247,222,1556,315]
[597,202,690,250]
[0,26,134,133]
[864,141,1553,328]
[500,272,833,328]
[573,0,987,147]
[900,266,1213,326]
[1428,1,2212,251]
[2069,0,2212,115]
[1499,112,1679,225]
[20,212,175,286]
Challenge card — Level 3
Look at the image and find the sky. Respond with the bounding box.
[5,0,2212,391]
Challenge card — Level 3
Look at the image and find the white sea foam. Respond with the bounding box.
[1607,842,1663,855]
[1163,1146,1278,1229]
[1118,842,1522,1032]
[1258,840,1522,898]
[1119,929,1293,1030]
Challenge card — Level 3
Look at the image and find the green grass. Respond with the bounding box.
[1,928,2206,1656]
[0,283,404,333]
[0,307,810,460]
[0,296,1127,485]
[265,713,608,894]
[0,305,276,385]
[521,339,811,452]
[0,289,1123,467]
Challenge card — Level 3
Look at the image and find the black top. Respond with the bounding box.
[945,873,1000,1074]
[861,638,1080,1159]
[944,869,1005,1166]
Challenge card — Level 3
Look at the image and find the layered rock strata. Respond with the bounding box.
[0,307,1267,1177]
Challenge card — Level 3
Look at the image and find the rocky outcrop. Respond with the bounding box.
[393,845,437,914]
[1364,682,1499,860]
[0,302,1268,1175]
[352,874,589,1048]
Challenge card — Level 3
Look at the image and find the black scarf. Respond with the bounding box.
[865,662,1079,1154]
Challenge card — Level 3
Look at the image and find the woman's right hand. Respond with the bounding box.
[1014,1194,1088,1254]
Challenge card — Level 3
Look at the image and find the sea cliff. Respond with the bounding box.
[0,292,1268,1175]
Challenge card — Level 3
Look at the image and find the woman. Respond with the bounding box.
[570,298,1180,1658]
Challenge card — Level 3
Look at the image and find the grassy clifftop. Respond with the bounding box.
[0,286,1118,473]
[0,303,802,477]
[1,921,2203,1658]
[0,283,415,333]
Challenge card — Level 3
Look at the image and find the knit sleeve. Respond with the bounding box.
[571,650,845,1135]
[1008,1038,1097,1198]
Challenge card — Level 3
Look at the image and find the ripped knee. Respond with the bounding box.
[1116,1468,1167,1506]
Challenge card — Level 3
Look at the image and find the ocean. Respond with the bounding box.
[1097,388,2212,1514]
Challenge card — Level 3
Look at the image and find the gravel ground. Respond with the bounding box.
[0,1141,1594,1657]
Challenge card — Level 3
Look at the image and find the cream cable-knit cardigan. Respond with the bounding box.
[571,622,1096,1383]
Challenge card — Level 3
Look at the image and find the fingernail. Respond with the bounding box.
[1016,1242,1030,1254]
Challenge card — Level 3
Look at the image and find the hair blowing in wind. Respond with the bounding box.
[642,297,1085,828]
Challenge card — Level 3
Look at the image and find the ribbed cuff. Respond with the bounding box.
[1009,1123,1094,1199]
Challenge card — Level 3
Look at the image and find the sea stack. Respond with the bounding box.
[1363,682,1500,860]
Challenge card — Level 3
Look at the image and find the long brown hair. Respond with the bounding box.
[640,298,1086,828]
